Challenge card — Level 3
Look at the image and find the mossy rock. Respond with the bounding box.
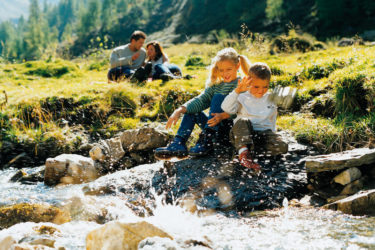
[0,203,71,229]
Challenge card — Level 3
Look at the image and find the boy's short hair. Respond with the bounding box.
[130,30,147,42]
[249,62,271,81]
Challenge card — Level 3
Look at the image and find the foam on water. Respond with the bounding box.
[1,165,375,249]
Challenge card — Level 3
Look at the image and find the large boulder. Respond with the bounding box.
[120,127,170,152]
[89,137,125,163]
[324,189,375,215]
[86,221,173,250]
[44,154,100,186]
[302,148,375,173]
[0,203,70,229]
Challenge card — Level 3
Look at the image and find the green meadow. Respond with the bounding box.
[1,41,374,166]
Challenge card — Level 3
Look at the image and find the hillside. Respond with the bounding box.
[0,0,59,22]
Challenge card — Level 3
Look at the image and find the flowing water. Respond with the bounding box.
[1,162,375,249]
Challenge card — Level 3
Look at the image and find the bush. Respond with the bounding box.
[23,59,79,78]
[158,89,199,118]
[107,90,137,117]
[185,56,206,67]
[301,60,347,80]
[335,74,368,116]
[270,35,313,54]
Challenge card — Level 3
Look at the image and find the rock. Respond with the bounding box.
[337,37,364,47]
[11,243,55,250]
[152,153,308,212]
[333,167,362,185]
[340,177,365,195]
[268,86,297,110]
[324,189,375,215]
[302,148,375,173]
[120,127,170,152]
[0,203,71,229]
[0,236,16,250]
[86,221,173,250]
[44,154,100,186]
[138,237,178,250]
[89,137,125,163]
[369,165,375,178]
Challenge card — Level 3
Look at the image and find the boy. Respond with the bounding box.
[221,62,288,172]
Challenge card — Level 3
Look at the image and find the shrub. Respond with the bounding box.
[158,89,199,118]
[301,60,347,80]
[335,74,368,116]
[185,56,206,67]
[107,90,137,117]
[23,59,79,78]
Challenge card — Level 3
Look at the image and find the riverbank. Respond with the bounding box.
[1,43,375,169]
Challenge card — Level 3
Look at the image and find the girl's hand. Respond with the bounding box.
[207,112,230,127]
[165,107,186,129]
[235,76,251,94]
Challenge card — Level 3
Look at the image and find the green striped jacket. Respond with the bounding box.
[183,77,239,114]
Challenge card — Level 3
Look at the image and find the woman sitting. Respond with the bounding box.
[145,41,182,81]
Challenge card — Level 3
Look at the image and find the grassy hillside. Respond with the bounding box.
[0,42,374,167]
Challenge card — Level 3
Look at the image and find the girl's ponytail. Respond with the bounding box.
[238,55,251,76]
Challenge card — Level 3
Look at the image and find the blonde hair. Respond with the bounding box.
[206,47,251,86]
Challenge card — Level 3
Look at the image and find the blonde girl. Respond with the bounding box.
[155,47,250,158]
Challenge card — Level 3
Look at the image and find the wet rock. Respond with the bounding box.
[340,177,365,195]
[138,236,178,250]
[11,243,55,250]
[89,137,125,163]
[10,168,44,184]
[333,167,362,185]
[152,151,308,212]
[19,238,55,248]
[0,203,71,229]
[44,154,100,186]
[86,221,173,250]
[0,235,16,250]
[120,127,170,152]
[324,189,375,215]
[302,148,375,173]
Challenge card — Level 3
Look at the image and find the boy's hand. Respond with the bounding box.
[207,112,230,127]
[235,76,251,94]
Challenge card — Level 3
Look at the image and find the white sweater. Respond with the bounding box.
[221,91,277,132]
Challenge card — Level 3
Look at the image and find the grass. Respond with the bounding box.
[1,41,375,166]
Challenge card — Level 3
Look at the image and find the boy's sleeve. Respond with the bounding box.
[182,87,214,114]
[221,90,240,115]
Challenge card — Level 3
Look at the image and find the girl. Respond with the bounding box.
[146,41,182,81]
[155,47,251,159]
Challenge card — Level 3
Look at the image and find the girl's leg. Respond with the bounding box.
[153,64,170,79]
[190,94,228,156]
[167,64,182,76]
[155,112,208,158]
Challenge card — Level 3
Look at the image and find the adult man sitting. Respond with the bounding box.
[107,30,147,82]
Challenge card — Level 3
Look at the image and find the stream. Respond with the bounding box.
[0,162,375,249]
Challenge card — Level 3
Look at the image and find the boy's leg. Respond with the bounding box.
[260,130,288,156]
[230,118,261,172]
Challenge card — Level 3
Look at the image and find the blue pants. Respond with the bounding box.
[176,94,229,141]
[153,64,182,79]
[107,66,134,81]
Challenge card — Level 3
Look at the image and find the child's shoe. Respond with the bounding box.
[154,136,188,159]
[238,150,261,173]
[189,129,214,156]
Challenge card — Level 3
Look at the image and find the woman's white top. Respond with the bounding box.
[221,90,277,132]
